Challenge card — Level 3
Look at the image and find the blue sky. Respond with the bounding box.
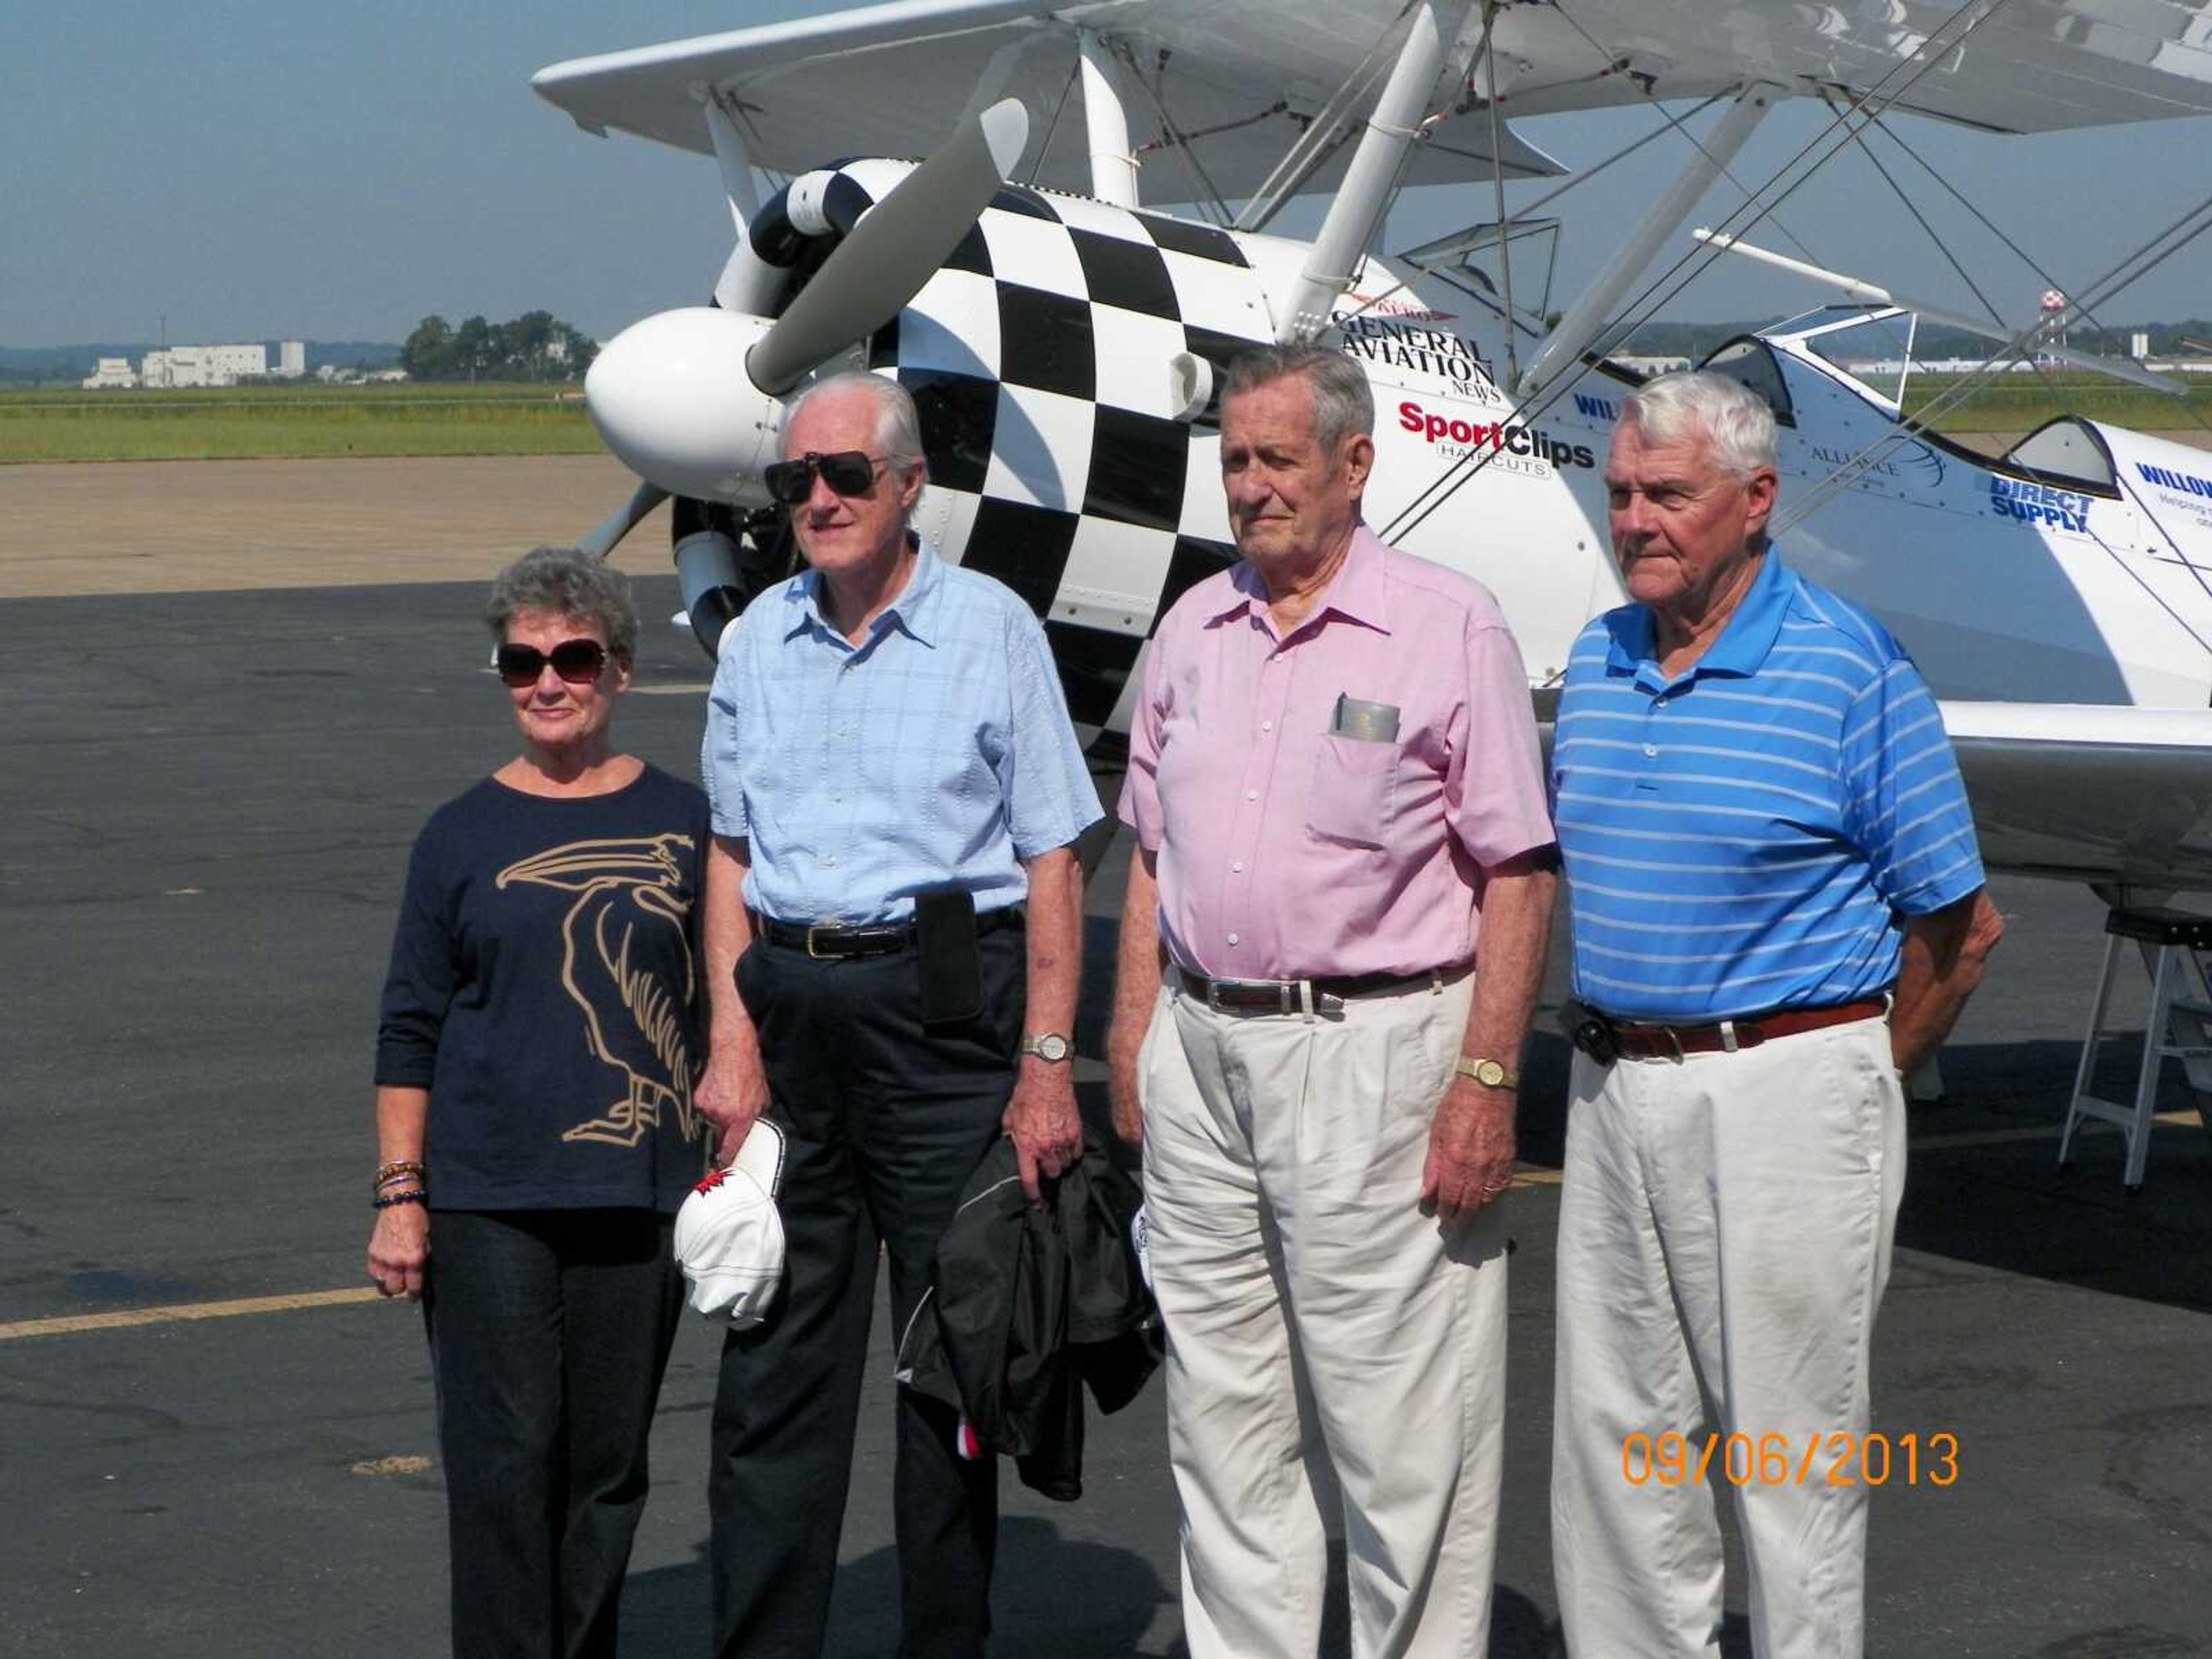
[5,2,2207,347]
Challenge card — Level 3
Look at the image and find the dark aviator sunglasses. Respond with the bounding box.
[763,449,891,506]
[495,638,610,688]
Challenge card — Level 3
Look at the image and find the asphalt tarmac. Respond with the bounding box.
[6,570,2212,1658]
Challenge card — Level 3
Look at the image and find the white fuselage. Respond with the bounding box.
[588,165,2212,888]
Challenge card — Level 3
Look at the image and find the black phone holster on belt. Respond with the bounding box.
[1561,997,1620,1066]
[914,887,986,1028]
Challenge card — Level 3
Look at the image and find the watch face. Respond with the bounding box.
[1029,1033,1069,1062]
[1476,1059,1506,1087]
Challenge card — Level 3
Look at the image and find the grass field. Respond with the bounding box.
[8,369,2212,465]
[0,382,599,463]
[1899,370,2212,437]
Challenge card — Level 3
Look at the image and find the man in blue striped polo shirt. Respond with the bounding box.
[1548,371,2003,1659]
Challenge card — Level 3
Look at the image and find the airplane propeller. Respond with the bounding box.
[745,97,1029,395]
[578,96,1032,537]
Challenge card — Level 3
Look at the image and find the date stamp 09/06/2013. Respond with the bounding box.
[1620,1431,1960,1490]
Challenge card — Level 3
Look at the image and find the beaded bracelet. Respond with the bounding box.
[373,1159,427,1190]
[373,1188,429,1210]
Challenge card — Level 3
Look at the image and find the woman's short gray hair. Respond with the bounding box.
[484,547,639,662]
[785,371,927,472]
[1222,345,1376,454]
[1620,371,1778,476]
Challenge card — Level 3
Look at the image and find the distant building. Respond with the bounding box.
[276,340,306,378]
[141,343,267,388]
[81,357,139,390]
[366,368,411,382]
[1611,354,1693,376]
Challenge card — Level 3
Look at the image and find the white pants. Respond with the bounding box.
[1139,972,1508,1659]
[1550,1015,1907,1659]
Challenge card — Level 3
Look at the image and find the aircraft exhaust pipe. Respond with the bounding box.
[675,523,748,659]
[672,497,794,661]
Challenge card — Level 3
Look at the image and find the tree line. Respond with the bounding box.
[399,312,598,382]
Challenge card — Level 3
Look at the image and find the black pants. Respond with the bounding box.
[710,926,1024,1659]
[424,1207,683,1659]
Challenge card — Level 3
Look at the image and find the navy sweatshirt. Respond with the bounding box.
[375,764,711,1211]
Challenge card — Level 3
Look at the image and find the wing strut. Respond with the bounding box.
[1076,30,1139,208]
[1278,0,1478,344]
[1515,81,1781,396]
[707,96,782,317]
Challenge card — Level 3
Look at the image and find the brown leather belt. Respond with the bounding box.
[1599,997,1889,1062]
[1173,965,1456,1014]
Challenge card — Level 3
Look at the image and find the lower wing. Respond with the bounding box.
[1941,702,2212,895]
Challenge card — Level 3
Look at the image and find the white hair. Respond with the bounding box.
[784,372,926,472]
[1619,370,1777,476]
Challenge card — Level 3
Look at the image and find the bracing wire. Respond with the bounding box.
[1382,0,2016,543]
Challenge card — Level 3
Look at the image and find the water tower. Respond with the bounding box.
[2039,289,2067,362]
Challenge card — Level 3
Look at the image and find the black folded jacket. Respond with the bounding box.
[895,1133,1162,1501]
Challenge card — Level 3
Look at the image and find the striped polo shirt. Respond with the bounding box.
[1552,551,1984,1022]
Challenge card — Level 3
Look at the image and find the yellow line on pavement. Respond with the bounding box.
[10,1116,2204,1339]
[0,1286,385,1342]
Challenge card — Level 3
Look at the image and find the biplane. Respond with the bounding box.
[532,0,2212,899]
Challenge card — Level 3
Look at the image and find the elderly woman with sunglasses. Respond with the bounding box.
[368,546,710,1659]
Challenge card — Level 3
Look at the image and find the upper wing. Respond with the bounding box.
[1482,0,2212,133]
[533,0,2212,206]
[1941,702,2212,893]
[531,0,1568,199]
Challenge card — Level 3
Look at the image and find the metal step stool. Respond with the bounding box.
[2059,906,2212,1192]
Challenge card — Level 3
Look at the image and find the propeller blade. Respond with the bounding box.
[744,97,1029,395]
[577,479,672,560]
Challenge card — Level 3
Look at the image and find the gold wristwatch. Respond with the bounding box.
[1455,1055,1518,1089]
[1020,1032,1072,1063]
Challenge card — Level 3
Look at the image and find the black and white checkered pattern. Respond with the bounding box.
[804,160,1266,736]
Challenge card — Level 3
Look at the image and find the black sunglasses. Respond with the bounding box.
[763,449,891,506]
[495,638,610,688]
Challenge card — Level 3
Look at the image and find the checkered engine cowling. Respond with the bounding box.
[802,161,1267,744]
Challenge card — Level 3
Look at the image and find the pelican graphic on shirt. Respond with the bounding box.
[496,834,699,1149]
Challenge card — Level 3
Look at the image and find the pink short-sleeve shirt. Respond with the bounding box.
[1119,526,1555,979]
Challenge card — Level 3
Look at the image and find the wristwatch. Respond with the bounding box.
[1455,1055,1519,1089]
[1020,1032,1072,1063]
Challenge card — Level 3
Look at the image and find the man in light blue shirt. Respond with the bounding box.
[694,372,1101,1659]
[1549,372,2003,1659]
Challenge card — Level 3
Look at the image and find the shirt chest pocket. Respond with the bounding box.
[1306,735,1397,849]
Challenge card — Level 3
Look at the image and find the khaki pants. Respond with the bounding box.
[1550,1015,1907,1659]
[1139,971,1508,1659]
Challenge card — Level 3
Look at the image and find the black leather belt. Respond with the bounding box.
[750,905,1023,960]
[1173,965,1453,1014]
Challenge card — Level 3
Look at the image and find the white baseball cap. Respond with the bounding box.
[674,1119,789,1327]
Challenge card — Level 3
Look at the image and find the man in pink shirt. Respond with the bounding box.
[1107,344,1556,1657]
